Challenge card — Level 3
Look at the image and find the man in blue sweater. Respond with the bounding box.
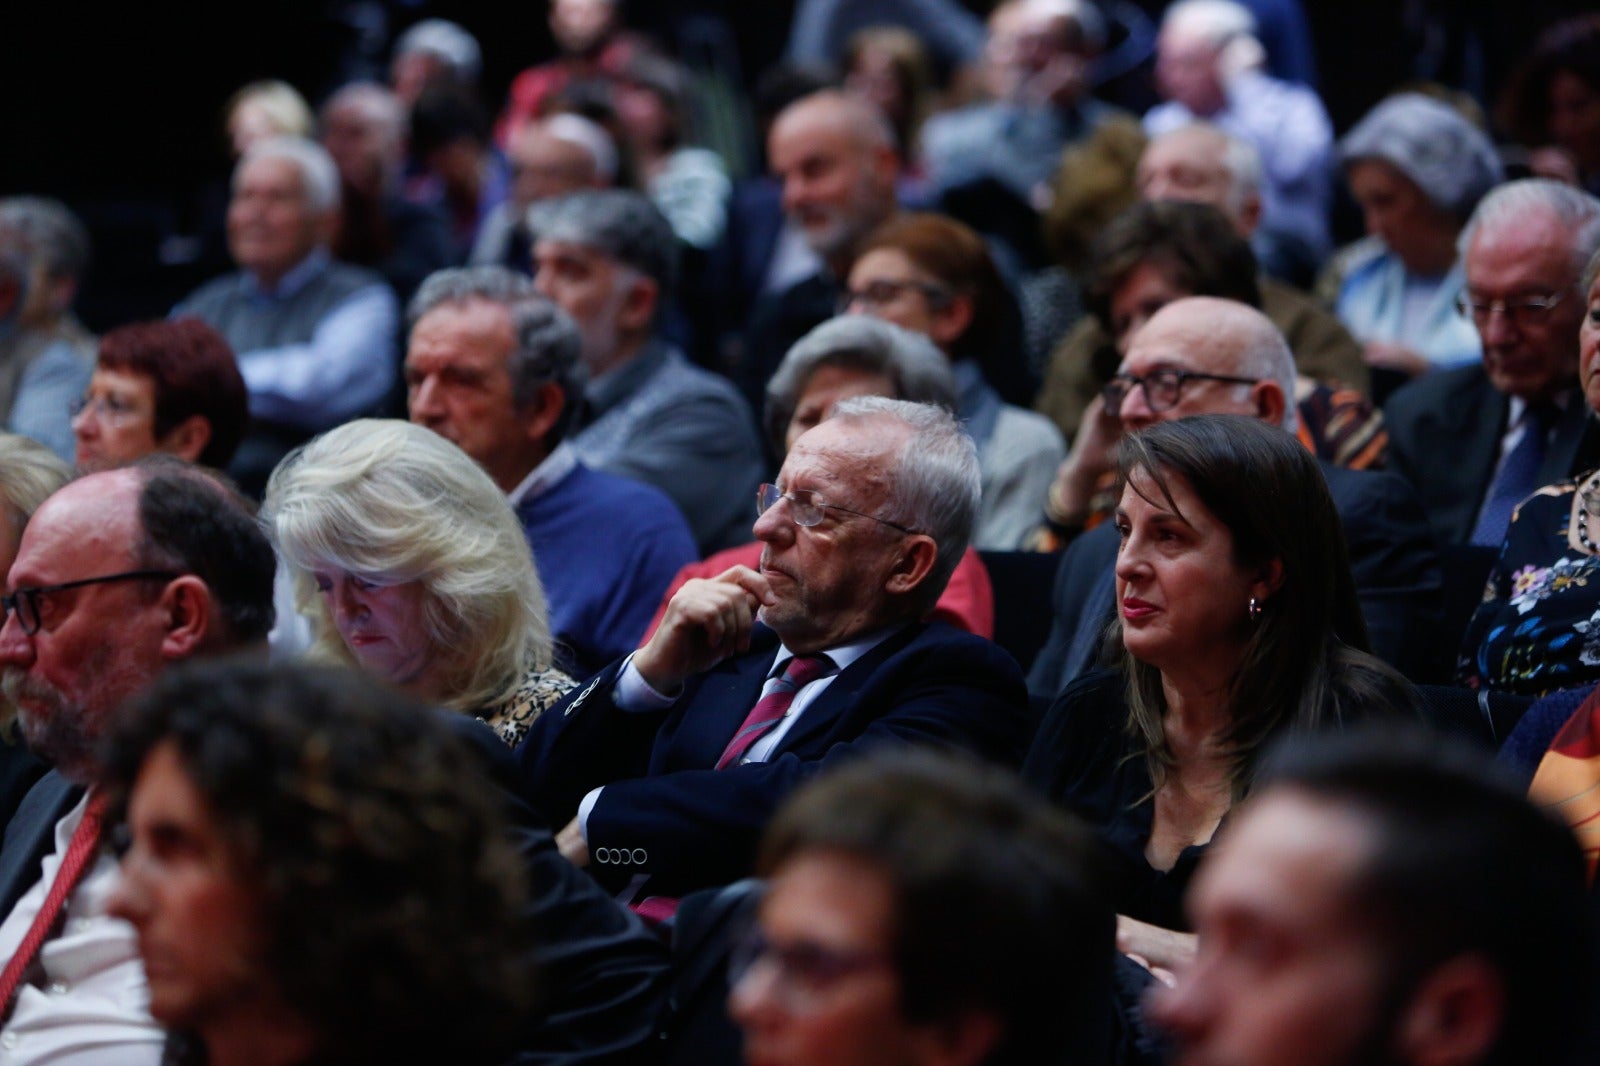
[405,265,697,676]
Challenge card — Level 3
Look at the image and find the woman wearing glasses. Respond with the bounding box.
[1023,415,1416,976]
[1457,250,1600,696]
[841,213,1067,550]
[1332,92,1503,379]
[264,419,575,746]
[644,315,995,640]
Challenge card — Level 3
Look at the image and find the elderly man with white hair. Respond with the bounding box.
[174,135,399,496]
[469,114,617,271]
[1147,0,1333,275]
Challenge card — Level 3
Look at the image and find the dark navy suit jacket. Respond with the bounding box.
[517,620,1030,897]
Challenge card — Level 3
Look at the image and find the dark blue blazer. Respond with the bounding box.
[0,769,78,922]
[517,621,1030,897]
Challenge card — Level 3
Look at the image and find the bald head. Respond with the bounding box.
[1136,124,1261,235]
[1117,296,1296,432]
[768,91,901,269]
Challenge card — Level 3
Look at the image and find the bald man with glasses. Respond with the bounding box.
[1028,297,1441,698]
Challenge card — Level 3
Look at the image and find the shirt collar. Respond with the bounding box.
[770,623,903,679]
[506,441,578,508]
[243,247,330,299]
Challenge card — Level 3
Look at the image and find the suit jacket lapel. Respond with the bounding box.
[0,771,80,919]
[772,623,924,757]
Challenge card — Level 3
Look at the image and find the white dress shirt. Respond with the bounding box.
[0,791,163,1066]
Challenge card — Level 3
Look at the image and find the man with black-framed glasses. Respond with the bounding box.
[519,398,1030,906]
[0,461,274,1064]
[1029,297,1441,698]
[1385,178,1600,548]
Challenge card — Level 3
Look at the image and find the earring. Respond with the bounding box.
[1248,596,1262,622]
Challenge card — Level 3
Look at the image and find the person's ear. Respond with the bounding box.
[884,533,939,598]
[158,415,213,465]
[619,273,659,333]
[928,293,975,350]
[159,575,213,659]
[1249,379,1287,429]
[1251,557,1285,606]
[1391,954,1505,1066]
[522,381,566,444]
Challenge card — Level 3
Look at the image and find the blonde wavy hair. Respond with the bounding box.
[264,420,552,713]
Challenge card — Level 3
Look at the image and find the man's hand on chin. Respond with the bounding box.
[632,565,776,692]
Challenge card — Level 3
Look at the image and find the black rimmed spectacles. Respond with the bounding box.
[1102,369,1260,413]
[3,570,180,635]
[757,484,918,535]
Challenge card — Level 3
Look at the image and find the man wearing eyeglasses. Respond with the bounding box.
[1029,296,1441,696]
[0,462,274,1064]
[519,397,1030,904]
[1384,178,1600,548]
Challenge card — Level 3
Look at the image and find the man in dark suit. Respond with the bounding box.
[1029,297,1442,699]
[1385,179,1600,549]
[521,397,1031,900]
[0,463,275,1060]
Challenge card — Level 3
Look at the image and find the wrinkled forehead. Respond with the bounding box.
[1123,312,1233,376]
[780,417,907,500]
[13,472,143,582]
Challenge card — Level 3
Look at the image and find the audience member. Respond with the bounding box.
[1384,179,1600,548]
[1150,728,1599,1066]
[842,26,936,179]
[519,398,1029,903]
[174,135,399,497]
[614,53,732,252]
[319,82,454,304]
[390,18,483,108]
[844,214,1064,548]
[0,434,69,823]
[647,315,995,640]
[72,318,248,473]
[1146,0,1333,275]
[531,189,762,553]
[921,0,1117,206]
[224,81,314,160]
[104,660,534,1066]
[729,751,1116,1066]
[1498,15,1600,193]
[1024,415,1419,978]
[785,0,986,80]
[495,0,647,146]
[0,197,95,462]
[1034,201,1374,462]
[1457,246,1600,696]
[1333,92,1502,377]
[0,463,274,1060]
[740,90,903,414]
[265,419,576,746]
[405,266,696,675]
[1029,298,1440,696]
[469,113,617,271]
[408,86,510,260]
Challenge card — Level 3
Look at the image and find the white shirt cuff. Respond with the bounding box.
[614,652,681,710]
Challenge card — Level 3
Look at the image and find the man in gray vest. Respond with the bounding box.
[174,136,399,496]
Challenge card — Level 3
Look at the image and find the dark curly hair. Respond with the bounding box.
[101,658,535,1066]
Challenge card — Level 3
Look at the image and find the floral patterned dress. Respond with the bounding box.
[1458,480,1600,696]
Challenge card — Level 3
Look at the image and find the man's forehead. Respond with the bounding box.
[1144,132,1226,174]
[238,156,306,196]
[1125,321,1233,375]
[13,473,142,582]
[782,418,905,486]
[410,298,515,354]
[535,238,611,268]
[1466,211,1575,288]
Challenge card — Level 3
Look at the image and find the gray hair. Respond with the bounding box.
[1224,307,1299,434]
[1338,93,1503,218]
[408,266,585,440]
[764,316,957,457]
[1460,178,1600,282]
[828,396,979,609]
[538,113,620,183]
[393,19,483,86]
[0,197,91,282]
[322,82,409,156]
[264,419,553,713]
[0,432,70,538]
[1162,0,1257,44]
[528,189,678,295]
[236,135,342,215]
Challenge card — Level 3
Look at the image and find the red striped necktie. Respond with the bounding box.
[715,654,835,769]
